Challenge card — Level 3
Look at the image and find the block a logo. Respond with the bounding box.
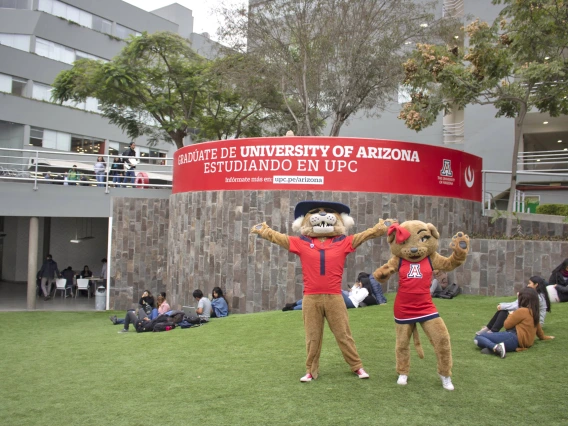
[440,159,453,177]
[407,263,423,279]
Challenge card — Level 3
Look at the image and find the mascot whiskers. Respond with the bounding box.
[251,201,395,382]
[373,220,469,390]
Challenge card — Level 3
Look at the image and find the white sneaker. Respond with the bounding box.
[397,374,408,385]
[300,373,314,382]
[439,374,454,391]
[355,368,369,379]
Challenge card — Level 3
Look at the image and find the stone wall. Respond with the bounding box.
[109,198,169,310]
[477,215,568,238]
[166,190,483,313]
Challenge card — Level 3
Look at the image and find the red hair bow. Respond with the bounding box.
[388,223,411,244]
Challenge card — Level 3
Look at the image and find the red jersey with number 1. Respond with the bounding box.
[394,257,439,324]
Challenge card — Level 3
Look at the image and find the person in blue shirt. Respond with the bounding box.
[211,286,229,318]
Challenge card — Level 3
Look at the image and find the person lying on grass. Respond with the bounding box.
[473,287,555,358]
[476,276,551,335]
[109,290,158,326]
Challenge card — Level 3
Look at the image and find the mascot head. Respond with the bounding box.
[387,220,440,262]
[292,201,354,238]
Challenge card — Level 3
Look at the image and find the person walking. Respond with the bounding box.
[122,142,137,185]
[38,254,60,301]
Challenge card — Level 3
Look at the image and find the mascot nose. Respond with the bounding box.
[318,211,327,216]
[410,247,418,254]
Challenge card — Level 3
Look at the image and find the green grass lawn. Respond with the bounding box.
[1,295,567,426]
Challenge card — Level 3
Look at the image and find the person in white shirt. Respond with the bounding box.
[341,281,369,308]
[193,289,212,319]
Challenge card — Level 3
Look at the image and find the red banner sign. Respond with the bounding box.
[173,137,482,202]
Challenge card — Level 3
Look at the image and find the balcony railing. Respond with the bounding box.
[517,149,568,171]
[442,0,464,18]
[442,121,464,144]
[0,147,172,192]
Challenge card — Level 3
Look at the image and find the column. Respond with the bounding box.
[27,217,39,310]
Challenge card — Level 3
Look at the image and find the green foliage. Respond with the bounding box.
[51,32,277,148]
[1,301,568,425]
[536,203,568,216]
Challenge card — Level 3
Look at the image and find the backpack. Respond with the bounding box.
[167,310,185,324]
[153,323,176,332]
[135,314,169,333]
[438,283,461,299]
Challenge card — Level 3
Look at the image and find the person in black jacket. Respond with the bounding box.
[61,266,75,297]
[122,142,137,185]
[549,258,568,302]
[38,254,60,301]
[109,290,156,327]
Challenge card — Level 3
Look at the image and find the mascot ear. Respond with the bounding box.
[387,232,396,244]
[292,216,304,232]
[340,213,354,231]
[427,223,440,239]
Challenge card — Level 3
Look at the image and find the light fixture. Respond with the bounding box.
[420,23,428,28]
[454,35,459,39]
[558,140,563,143]
[544,56,550,60]
[564,148,567,151]
[543,121,549,124]
[536,159,541,162]
[404,41,412,45]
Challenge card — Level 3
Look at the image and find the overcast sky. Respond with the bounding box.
[122,0,229,40]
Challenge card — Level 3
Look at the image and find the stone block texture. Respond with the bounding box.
[167,190,485,314]
[110,198,169,310]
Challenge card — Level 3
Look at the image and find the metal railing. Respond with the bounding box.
[442,0,464,18]
[517,149,568,171]
[442,121,464,144]
[0,147,173,192]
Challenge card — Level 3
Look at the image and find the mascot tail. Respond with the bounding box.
[412,326,424,359]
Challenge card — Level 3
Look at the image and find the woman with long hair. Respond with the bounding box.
[476,276,551,335]
[157,293,170,315]
[473,287,554,358]
[548,258,568,303]
[211,287,229,317]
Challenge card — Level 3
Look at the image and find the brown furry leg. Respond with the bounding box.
[395,323,415,375]
[302,295,326,379]
[420,317,453,377]
[324,295,363,372]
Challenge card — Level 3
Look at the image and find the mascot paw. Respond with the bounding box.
[450,232,470,253]
[250,222,270,235]
[375,218,397,234]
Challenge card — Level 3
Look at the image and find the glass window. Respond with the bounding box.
[0,0,31,9]
[85,97,99,113]
[92,15,112,35]
[11,77,26,96]
[29,127,43,147]
[149,149,168,165]
[29,127,70,150]
[37,0,53,13]
[115,24,137,40]
[35,38,75,64]
[71,136,104,154]
[138,146,149,163]
[0,33,30,52]
[32,82,52,101]
[0,73,12,93]
[108,142,119,156]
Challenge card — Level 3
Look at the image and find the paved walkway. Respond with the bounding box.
[0,281,97,311]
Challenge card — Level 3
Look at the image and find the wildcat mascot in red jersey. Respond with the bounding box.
[373,220,469,390]
[251,201,395,382]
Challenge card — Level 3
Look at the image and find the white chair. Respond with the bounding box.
[76,278,90,298]
[53,278,71,298]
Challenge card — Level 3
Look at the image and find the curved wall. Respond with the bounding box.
[166,190,482,314]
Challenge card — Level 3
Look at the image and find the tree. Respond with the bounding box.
[218,0,442,136]
[52,32,209,149]
[398,0,568,236]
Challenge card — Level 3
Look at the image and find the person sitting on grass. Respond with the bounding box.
[548,258,568,303]
[194,289,212,320]
[476,276,551,335]
[110,290,157,326]
[360,271,387,304]
[473,287,555,358]
[283,275,372,311]
[157,293,170,316]
[210,287,229,318]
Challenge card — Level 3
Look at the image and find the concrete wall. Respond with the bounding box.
[109,198,169,310]
[1,216,45,282]
[151,4,194,39]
